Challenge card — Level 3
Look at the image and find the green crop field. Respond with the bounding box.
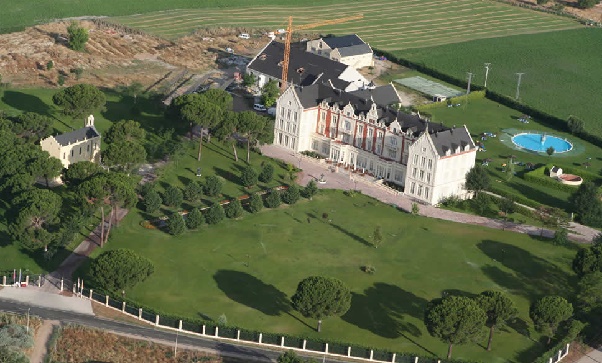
[80,189,579,362]
[107,0,580,46]
[398,28,602,138]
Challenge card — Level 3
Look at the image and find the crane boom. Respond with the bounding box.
[279,14,364,90]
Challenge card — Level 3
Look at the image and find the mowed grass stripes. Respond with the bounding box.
[109,0,581,48]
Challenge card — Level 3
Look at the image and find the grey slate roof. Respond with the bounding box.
[54,126,100,146]
[292,83,447,137]
[247,41,351,90]
[429,127,475,157]
[337,43,372,57]
[322,34,366,49]
[349,84,401,106]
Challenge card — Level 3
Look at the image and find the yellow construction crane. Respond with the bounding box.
[279,14,364,90]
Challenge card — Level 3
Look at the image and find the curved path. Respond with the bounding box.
[261,145,599,243]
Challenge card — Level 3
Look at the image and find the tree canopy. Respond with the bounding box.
[11,112,53,141]
[52,84,106,119]
[90,249,154,292]
[576,271,602,314]
[529,296,573,344]
[10,188,62,250]
[261,80,280,107]
[424,296,487,358]
[567,115,585,135]
[572,243,602,276]
[465,164,490,195]
[291,276,351,332]
[569,182,602,227]
[102,141,147,172]
[104,119,146,144]
[475,290,518,351]
[63,161,103,186]
[67,21,89,51]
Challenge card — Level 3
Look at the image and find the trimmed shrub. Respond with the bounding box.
[282,185,300,205]
[167,212,186,236]
[241,165,258,188]
[144,190,162,214]
[259,163,274,183]
[205,203,225,224]
[303,180,319,200]
[225,199,243,219]
[247,193,263,213]
[203,176,223,197]
[184,181,203,203]
[265,189,281,208]
[186,208,204,229]
[163,186,183,208]
[90,249,154,292]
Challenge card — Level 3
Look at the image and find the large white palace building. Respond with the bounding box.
[272,83,477,205]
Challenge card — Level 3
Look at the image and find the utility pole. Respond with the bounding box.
[26,308,30,333]
[515,73,525,100]
[484,63,491,88]
[466,72,473,95]
[174,329,179,358]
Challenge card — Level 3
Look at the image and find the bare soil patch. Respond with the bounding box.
[0,21,266,89]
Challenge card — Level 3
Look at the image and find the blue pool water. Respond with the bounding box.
[511,133,573,153]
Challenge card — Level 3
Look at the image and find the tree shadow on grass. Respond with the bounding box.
[213,270,290,316]
[342,283,434,355]
[1,90,53,116]
[477,240,576,299]
[214,167,241,186]
[306,212,371,247]
[205,141,235,161]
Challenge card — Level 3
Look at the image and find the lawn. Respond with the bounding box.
[81,189,579,363]
[417,97,602,209]
[398,28,602,139]
[108,0,580,45]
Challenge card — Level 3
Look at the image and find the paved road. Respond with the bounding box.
[262,145,600,243]
[0,299,351,363]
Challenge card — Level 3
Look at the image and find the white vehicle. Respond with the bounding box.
[238,33,250,39]
[267,107,277,116]
[225,47,234,54]
[253,104,267,112]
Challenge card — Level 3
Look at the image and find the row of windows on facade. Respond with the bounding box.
[411,167,432,183]
[312,137,401,160]
[277,133,296,149]
[409,182,430,199]
[313,141,405,183]
[63,143,96,159]
[413,154,433,170]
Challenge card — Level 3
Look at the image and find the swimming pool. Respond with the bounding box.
[511,133,573,153]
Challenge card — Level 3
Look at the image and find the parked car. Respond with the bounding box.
[267,107,277,116]
[253,104,267,112]
[225,47,234,54]
[238,33,250,39]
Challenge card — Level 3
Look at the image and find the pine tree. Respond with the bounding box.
[248,193,263,213]
[225,199,243,219]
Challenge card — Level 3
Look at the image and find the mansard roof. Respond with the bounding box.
[54,126,100,146]
[292,83,447,136]
[428,126,476,157]
[247,40,351,90]
[349,83,401,106]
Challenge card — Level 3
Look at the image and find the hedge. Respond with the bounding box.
[523,166,580,193]
[487,185,542,209]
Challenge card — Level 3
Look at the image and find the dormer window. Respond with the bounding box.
[259,54,267,60]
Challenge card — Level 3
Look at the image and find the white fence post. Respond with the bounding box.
[258,333,263,344]
[391,353,397,362]
[202,325,206,335]
[237,329,240,340]
[302,339,306,350]
[155,314,159,326]
[347,347,351,357]
[280,336,285,347]
[558,350,562,361]
[548,358,553,363]
[325,343,329,354]
[105,295,109,307]
[414,357,418,363]
[370,349,374,360]
[178,320,183,331]
[89,289,93,299]
[121,301,125,312]
[60,278,64,291]
[215,326,219,337]
[138,308,142,320]
[2,276,5,285]
[72,283,76,294]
